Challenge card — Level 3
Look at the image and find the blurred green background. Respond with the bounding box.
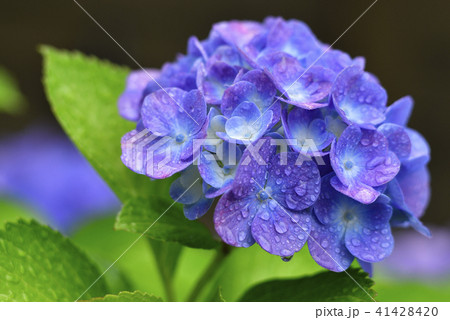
[0,0,449,301]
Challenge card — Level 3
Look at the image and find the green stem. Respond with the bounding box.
[188,244,230,302]
[148,239,180,302]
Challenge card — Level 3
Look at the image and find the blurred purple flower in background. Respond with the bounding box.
[0,125,120,233]
[379,227,450,279]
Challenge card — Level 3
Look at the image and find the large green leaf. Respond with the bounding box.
[239,268,376,302]
[0,220,107,301]
[0,66,26,114]
[40,46,165,201]
[41,46,217,249]
[89,291,162,302]
[116,197,219,249]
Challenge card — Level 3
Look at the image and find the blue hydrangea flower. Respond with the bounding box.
[214,138,321,256]
[309,174,394,272]
[169,165,214,220]
[118,17,431,272]
[258,52,335,109]
[330,124,400,204]
[198,141,243,198]
[331,66,387,129]
[118,69,160,122]
[219,70,281,143]
[0,126,120,233]
[121,88,209,179]
[282,106,334,155]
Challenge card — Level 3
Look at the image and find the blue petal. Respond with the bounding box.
[378,123,411,160]
[214,20,265,48]
[357,259,373,277]
[251,202,311,256]
[260,52,334,109]
[196,62,238,105]
[396,165,431,219]
[308,213,354,272]
[283,107,334,154]
[344,200,394,263]
[385,96,413,126]
[169,166,203,204]
[266,152,321,211]
[231,137,277,199]
[141,88,207,137]
[118,69,158,122]
[214,192,257,247]
[184,196,214,220]
[402,128,430,170]
[121,130,192,179]
[265,18,320,62]
[305,48,364,74]
[330,125,400,202]
[225,102,273,143]
[332,66,387,128]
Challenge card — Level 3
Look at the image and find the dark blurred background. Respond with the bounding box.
[0,0,449,224]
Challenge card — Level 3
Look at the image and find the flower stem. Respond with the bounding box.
[188,244,230,302]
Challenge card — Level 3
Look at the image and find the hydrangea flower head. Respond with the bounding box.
[119,17,431,273]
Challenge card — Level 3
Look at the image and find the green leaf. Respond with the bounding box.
[89,290,162,302]
[41,46,217,249]
[71,216,167,299]
[0,220,107,301]
[0,66,26,114]
[239,268,376,302]
[40,46,167,201]
[116,197,219,249]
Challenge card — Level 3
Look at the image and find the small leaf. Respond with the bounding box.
[89,291,162,302]
[0,66,26,114]
[239,268,376,302]
[0,220,107,301]
[41,46,217,249]
[116,197,219,249]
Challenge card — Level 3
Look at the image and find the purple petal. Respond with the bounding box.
[231,137,276,199]
[305,49,362,74]
[251,201,311,256]
[261,53,334,109]
[402,128,430,170]
[308,214,354,272]
[385,96,413,126]
[169,166,203,204]
[208,45,243,67]
[121,130,192,179]
[330,125,400,192]
[197,62,238,105]
[266,152,321,211]
[118,69,159,122]
[378,123,411,160]
[141,88,207,137]
[332,66,387,128]
[214,20,265,48]
[214,192,256,247]
[221,81,256,117]
[396,165,431,219]
[357,259,373,277]
[225,102,273,143]
[184,195,214,220]
[265,19,320,62]
[330,176,380,205]
[283,107,334,154]
[344,202,394,263]
[221,70,277,117]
